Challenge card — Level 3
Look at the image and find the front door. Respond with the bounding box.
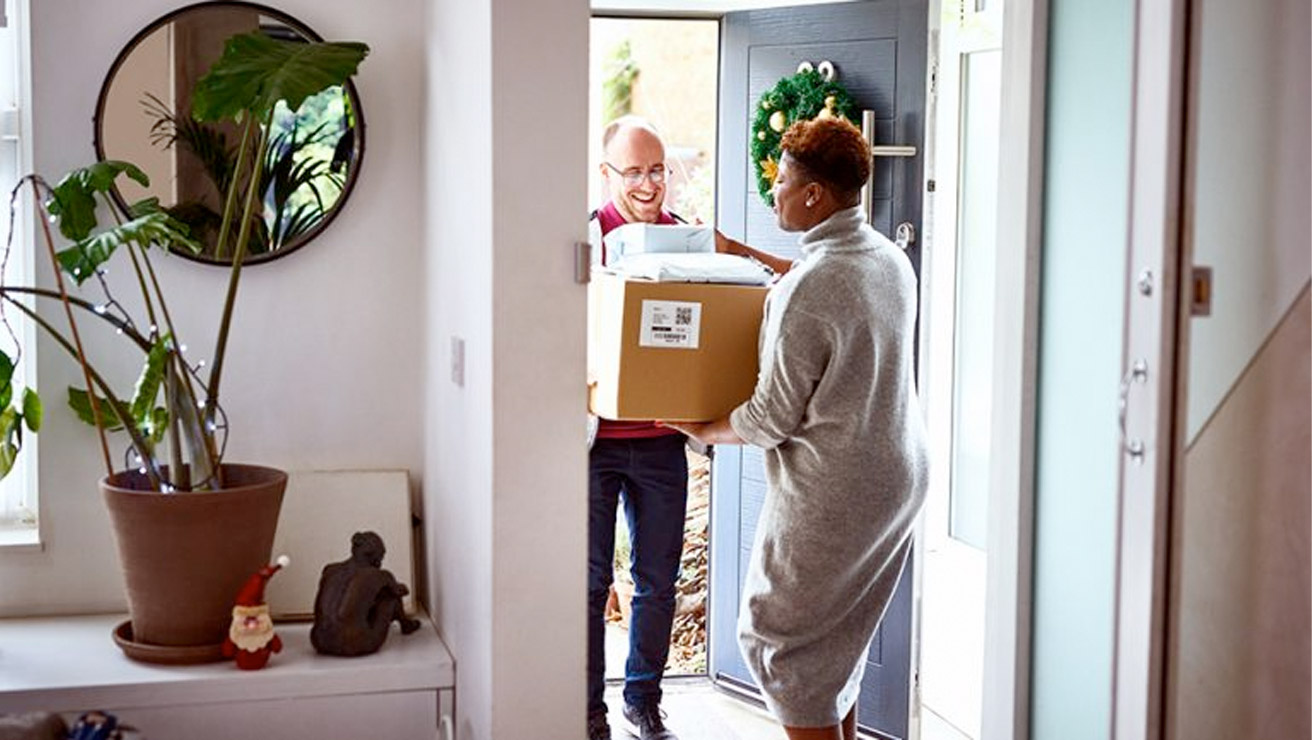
[708,1,928,738]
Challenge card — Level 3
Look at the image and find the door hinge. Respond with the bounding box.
[1190,265,1213,316]
[575,241,591,284]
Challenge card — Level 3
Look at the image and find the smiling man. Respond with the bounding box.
[586,116,685,740]
[591,116,680,262]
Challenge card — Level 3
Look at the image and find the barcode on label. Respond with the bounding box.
[639,300,702,349]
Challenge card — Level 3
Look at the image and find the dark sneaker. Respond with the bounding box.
[588,711,612,740]
[621,702,678,740]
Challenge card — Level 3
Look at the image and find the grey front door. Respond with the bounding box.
[708,1,927,738]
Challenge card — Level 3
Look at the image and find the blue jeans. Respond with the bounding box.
[588,433,688,715]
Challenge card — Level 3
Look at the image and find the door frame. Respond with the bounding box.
[587,2,1058,737]
[1111,0,1189,738]
[975,0,1046,738]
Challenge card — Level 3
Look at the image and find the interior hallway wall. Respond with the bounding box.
[1028,0,1134,736]
[0,0,425,615]
[1167,0,1312,735]
[423,0,589,737]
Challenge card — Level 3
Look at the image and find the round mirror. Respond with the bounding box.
[93,1,366,264]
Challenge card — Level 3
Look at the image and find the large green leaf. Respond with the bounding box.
[0,407,16,443]
[21,388,41,433]
[46,161,150,241]
[0,352,13,390]
[0,442,15,480]
[192,33,369,124]
[128,196,163,218]
[56,212,202,284]
[0,353,14,412]
[67,387,128,432]
[145,406,169,445]
[0,407,20,470]
[130,338,169,425]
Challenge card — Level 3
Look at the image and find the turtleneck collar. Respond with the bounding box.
[797,205,872,257]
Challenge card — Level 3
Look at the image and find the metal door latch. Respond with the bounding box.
[895,222,915,251]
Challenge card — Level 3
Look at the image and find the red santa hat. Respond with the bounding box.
[233,555,291,607]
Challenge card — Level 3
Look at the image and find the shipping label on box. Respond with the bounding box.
[588,272,768,422]
[639,300,702,349]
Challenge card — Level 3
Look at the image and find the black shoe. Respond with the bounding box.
[587,711,612,740]
[621,702,678,740]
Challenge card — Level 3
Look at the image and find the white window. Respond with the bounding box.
[0,0,38,544]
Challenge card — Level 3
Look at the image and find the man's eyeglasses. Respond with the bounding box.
[605,162,668,187]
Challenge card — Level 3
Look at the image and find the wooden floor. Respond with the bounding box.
[604,679,786,740]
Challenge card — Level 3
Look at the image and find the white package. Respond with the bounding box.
[603,223,715,259]
[609,252,773,285]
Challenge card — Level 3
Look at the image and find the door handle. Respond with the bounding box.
[860,110,918,223]
[1118,359,1149,463]
[871,145,918,157]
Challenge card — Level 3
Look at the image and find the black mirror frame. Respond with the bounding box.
[91,0,367,266]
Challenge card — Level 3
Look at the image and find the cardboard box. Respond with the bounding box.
[588,271,768,421]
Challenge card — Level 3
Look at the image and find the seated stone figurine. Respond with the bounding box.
[310,531,422,656]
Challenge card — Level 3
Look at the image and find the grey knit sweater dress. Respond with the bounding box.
[728,206,929,727]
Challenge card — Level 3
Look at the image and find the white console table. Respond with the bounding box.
[0,613,455,739]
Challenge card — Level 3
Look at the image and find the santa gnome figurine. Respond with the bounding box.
[222,555,290,670]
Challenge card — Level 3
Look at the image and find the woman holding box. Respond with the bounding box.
[664,117,928,740]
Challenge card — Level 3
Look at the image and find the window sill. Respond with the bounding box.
[0,524,41,551]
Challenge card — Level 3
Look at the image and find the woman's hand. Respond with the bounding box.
[714,230,743,256]
[659,417,745,446]
[714,230,794,277]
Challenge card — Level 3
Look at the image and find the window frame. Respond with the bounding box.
[0,0,40,548]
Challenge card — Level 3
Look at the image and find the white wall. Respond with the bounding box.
[0,0,425,615]
[424,0,588,737]
[1183,0,1311,439]
[423,0,495,735]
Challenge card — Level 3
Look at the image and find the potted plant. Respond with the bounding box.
[0,31,368,663]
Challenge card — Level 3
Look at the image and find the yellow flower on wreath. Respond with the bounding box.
[760,156,779,187]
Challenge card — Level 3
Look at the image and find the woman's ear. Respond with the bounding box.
[805,182,823,208]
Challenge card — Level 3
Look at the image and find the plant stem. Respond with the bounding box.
[136,241,219,482]
[0,295,161,487]
[101,194,159,334]
[0,287,150,351]
[205,117,269,462]
[32,180,116,482]
[165,359,188,491]
[212,117,255,262]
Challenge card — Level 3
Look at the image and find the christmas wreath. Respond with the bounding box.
[750,65,858,207]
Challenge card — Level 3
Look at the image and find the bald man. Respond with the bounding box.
[586,116,684,740]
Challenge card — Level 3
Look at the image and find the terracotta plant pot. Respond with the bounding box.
[102,464,286,662]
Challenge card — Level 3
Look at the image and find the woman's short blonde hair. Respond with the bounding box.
[780,117,872,198]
